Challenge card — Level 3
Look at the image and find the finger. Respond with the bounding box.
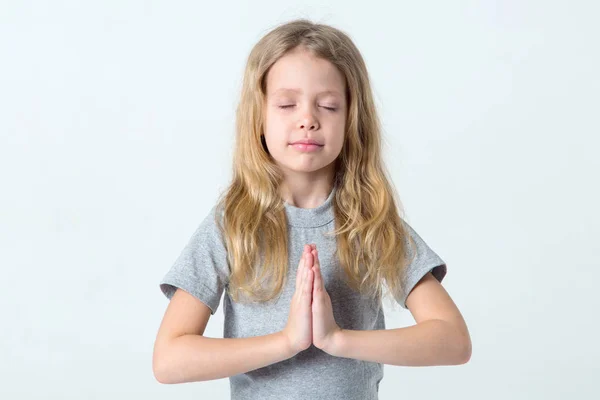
[305,251,314,289]
[303,260,313,299]
[312,267,319,296]
[312,249,324,291]
[299,248,311,289]
[295,251,305,292]
[305,250,313,270]
[298,246,311,289]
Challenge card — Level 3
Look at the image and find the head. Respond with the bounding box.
[234,18,380,193]
[262,45,346,182]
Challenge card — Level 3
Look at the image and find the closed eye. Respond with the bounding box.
[278,105,337,111]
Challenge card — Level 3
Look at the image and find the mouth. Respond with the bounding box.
[290,140,323,146]
[289,143,323,152]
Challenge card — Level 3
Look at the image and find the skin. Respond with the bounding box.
[263,45,347,208]
[308,244,341,352]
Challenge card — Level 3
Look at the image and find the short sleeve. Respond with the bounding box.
[159,204,230,315]
[398,219,447,309]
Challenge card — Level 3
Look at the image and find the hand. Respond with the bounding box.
[281,245,314,356]
[309,244,342,354]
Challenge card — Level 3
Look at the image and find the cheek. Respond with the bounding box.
[263,122,288,147]
[264,114,291,137]
[329,124,346,152]
[330,117,346,138]
[331,136,345,154]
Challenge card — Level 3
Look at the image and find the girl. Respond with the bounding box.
[153,19,471,399]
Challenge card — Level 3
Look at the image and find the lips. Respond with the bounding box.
[290,143,323,152]
[290,139,323,146]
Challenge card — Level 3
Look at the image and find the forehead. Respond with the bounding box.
[272,88,343,97]
[265,49,346,96]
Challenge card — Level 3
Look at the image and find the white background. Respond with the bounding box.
[1,1,598,399]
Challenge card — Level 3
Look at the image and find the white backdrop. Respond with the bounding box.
[1,1,598,399]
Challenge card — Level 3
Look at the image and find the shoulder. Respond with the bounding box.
[195,201,225,235]
[178,202,230,268]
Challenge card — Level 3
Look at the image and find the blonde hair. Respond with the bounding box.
[215,18,415,306]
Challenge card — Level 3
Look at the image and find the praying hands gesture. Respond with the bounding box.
[282,244,342,356]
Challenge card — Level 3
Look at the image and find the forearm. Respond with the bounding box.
[331,319,471,366]
[154,331,294,383]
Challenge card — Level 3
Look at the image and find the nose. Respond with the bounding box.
[297,113,319,131]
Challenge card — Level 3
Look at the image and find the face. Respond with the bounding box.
[263,47,347,177]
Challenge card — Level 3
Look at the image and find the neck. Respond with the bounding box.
[279,167,335,209]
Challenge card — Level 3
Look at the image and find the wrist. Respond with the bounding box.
[326,327,345,357]
[278,330,298,359]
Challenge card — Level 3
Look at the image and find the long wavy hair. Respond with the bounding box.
[215,19,416,306]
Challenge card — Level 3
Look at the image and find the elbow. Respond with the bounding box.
[154,369,168,385]
[153,344,176,384]
[443,319,472,365]
[153,355,170,384]
[456,336,472,365]
[154,367,170,385]
[154,358,179,384]
[439,319,471,365]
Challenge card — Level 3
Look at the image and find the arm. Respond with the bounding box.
[328,273,471,366]
[153,288,295,383]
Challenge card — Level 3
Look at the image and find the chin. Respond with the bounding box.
[289,160,334,173]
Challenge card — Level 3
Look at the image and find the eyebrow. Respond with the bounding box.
[271,88,343,97]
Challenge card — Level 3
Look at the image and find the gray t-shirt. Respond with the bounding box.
[159,185,447,399]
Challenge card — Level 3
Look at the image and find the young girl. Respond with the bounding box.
[153,19,471,399]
